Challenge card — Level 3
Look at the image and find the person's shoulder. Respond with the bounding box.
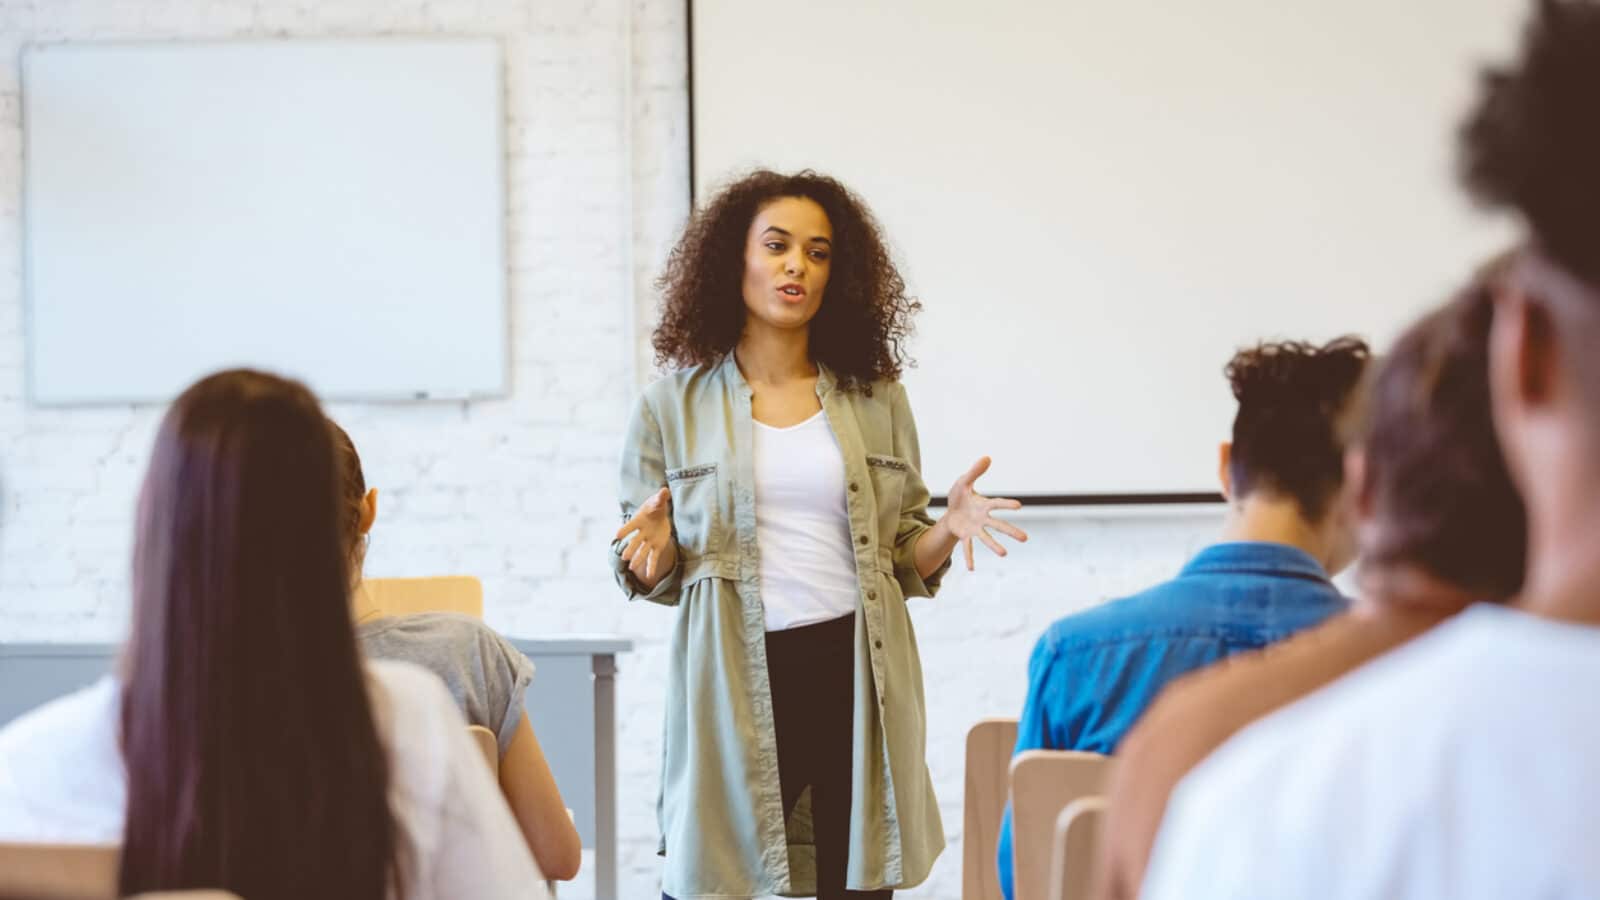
[365,611,498,645]
[642,366,694,396]
[1447,600,1600,663]
[0,677,125,842]
[364,660,490,867]
[366,659,470,776]
[372,610,525,656]
[1125,613,1365,750]
[1354,602,1600,734]
[865,377,906,399]
[1038,581,1193,652]
[1295,603,1557,715]
[636,362,737,432]
[0,676,119,759]
[1153,606,1600,898]
[1146,666,1363,893]
[367,658,462,727]
[839,377,905,411]
[643,362,724,402]
[1170,610,1510,821]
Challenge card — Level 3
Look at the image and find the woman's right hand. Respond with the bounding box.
[614,486,676,589]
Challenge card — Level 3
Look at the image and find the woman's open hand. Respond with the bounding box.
[943,457,1028,571]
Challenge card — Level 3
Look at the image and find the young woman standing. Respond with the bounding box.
[612,170,1027,899]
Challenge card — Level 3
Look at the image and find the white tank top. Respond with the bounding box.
[752,409,861,631]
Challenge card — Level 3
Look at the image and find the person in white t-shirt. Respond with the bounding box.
[0,369,548,900]
[1144,3,1600,897]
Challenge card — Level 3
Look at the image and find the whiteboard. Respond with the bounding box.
[24,39,507,404]
[692,0,1521,498]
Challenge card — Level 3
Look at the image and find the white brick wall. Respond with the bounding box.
[0,2,1225,896]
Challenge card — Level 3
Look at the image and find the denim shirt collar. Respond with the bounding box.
[1179,541,1332,583]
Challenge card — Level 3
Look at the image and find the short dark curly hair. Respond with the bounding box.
[1225,336,1371,520]
[1460,0,1600,288]
[652,169,920,392]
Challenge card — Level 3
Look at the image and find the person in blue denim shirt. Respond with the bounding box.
[995,336,1371,900]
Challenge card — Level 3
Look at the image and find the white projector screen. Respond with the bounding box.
[692,0,1522,500]
[24,39,507,405]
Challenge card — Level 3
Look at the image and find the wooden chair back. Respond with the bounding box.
[1047,796,1107,900]
[1008,750,1115,900]
[962,717,1019,900]
[360,576,483,618]
[467,724,499,776]
[0,842,116,900]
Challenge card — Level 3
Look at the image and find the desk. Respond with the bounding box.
[508,636,632,900]
[0,636,633,900]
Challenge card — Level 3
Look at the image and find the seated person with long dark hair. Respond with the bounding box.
[331,419,582,881]
[996,336,1371,900]
[0,369,549,900]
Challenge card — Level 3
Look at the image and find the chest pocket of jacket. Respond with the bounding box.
[666,463,719,556]
[866,454,908,544]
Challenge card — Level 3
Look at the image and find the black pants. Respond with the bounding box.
[667,613,891,900]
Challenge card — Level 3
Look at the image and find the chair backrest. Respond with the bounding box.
[128,893,244,899]
[1008,750,1115,900]
[962,717,1019,900]
[467,724,499,777]
[0,842,118,900]
[360,576,484,618]
[1047,796,1107,900]
[0,844,248,900]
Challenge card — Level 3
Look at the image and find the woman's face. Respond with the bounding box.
[741,196,832,335]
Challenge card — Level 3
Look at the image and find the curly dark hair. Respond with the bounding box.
[1224,336,1372,520]
[1359,257,1525,600]
[1460,0,1600,288]
[652,169,920,392]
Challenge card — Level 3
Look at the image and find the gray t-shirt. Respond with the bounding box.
[357,612,535,756]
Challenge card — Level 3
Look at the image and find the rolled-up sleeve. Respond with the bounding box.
[609,392,684,605]
[888,382,950,599]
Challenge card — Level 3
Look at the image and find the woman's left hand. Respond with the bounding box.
[944,456,1029,571]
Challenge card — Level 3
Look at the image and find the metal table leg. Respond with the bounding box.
[593,653,618,900]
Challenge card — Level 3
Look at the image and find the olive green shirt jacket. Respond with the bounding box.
[610,354,950,898]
